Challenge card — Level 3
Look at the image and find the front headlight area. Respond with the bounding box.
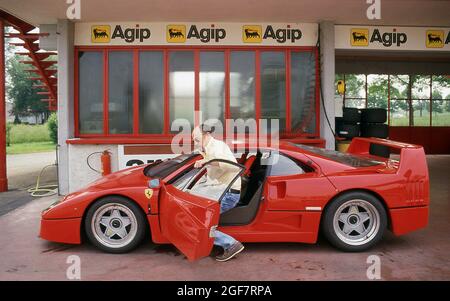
[41,193,75,215]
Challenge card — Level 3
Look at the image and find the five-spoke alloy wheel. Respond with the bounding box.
[322,191,387,252]
[85,196,146,253]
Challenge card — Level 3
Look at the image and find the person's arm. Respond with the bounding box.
[194,151,207,168]
[216,144,240,172]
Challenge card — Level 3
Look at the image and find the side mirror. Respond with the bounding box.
[148,178,161,189]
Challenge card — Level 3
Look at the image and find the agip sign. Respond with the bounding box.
[336,25,450,51]
[75,22,318,46]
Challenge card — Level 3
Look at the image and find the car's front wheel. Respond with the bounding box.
[322,192,387,252]
[85,196,146,253]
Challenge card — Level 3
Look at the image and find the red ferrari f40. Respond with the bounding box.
[40,137,429,261]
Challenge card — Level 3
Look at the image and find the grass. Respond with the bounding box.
[8,123,51,144]
[390,112,450,126]
[6,123,55,155]
[6,141,56,155]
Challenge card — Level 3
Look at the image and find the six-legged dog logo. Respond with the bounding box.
[350,28,369,46]
[91,25,110,43]
[167,25,186,43]
[242,25,262,43]
[426,30,444,48]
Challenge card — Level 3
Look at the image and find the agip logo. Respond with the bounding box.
[350,28,408,48]
[350,28,369,46]
[426,30,444,48]
[91,25,110,43]
[242,25,302,44]
[167,25,186,43]
[243,25,262,43]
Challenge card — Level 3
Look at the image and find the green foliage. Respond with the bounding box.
[47,112,58,144]
[6,141,56,155]
[367,75,388,109]
[343,74,365,98]
[6,55,50,120]
[8,123,51,144]
[6,122,12,146]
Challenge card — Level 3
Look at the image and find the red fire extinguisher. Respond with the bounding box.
[101,150,111,176]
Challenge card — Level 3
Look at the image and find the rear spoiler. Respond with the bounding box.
[347,137,428,179]
[347,137,422,154]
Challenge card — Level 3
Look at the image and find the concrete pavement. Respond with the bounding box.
[7,151,57,190]
[0,156,449,280]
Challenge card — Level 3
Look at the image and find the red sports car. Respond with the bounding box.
[40,137,429,261]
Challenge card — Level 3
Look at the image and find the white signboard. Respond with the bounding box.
[117,145,176,170]
[335,25,450,51]
[75,22,318,46]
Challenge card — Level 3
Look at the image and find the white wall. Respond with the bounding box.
[68,144,118,192]
[319,21,336,150]
[56,19,74,195]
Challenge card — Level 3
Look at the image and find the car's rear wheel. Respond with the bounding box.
[85,196,146,253]
[322,192,387,252]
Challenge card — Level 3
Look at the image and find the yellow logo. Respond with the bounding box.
[242,25,262,43]
[426,30,444,48]
[350,28,369,46]
[167,25,186,43]
[91,25,110,43]
[144,188,153,199]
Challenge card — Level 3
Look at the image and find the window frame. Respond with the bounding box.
[75,46,320,139]
[339,73,450,128]
[266,151,315,177]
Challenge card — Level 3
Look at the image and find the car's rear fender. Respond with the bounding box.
[347,137,430,207]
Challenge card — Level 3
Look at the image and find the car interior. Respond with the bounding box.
[168,150,314,226]
[219,151,269,226]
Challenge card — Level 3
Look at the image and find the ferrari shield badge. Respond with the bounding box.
[144,188,153,199]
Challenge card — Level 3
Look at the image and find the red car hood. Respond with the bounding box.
[86,164,148,191]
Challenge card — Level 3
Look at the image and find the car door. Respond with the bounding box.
[159,159,245,261]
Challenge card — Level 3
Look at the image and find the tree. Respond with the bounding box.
[432,90,444,114]
[367,75,388,109]
[6,55,50,123]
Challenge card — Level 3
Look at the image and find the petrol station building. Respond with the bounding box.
[0,1,449,194]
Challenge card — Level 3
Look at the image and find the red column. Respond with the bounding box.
[0,19,8,191]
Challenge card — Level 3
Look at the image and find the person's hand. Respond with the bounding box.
[194,160,204,168]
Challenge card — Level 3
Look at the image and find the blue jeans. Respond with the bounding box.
[214,192,240,251]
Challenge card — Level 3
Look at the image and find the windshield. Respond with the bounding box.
[143,153,200,178]
[292,143,384,167]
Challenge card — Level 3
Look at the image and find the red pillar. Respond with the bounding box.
[0,19,8,191]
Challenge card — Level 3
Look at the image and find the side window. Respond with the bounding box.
[171,167,199,190]
[268,153,312,176]
[171,160,244,201]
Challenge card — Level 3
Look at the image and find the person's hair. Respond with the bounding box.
[200,123,215,134]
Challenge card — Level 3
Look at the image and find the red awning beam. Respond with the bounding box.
[1,10,57,111]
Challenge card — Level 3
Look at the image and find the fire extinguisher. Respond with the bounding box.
[101,150,111,176]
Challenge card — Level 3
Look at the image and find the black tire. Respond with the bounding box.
[84,196,147,254]
[322,191,387,252]
[343,108,361,123]
[369,144,391,158]
[361,123,388,138]
[337,123,360,139]
[361,108,387,123]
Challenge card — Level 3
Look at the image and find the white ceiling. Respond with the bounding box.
[1,0,450,27]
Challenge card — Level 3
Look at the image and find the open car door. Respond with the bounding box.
[159,159,245,261]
